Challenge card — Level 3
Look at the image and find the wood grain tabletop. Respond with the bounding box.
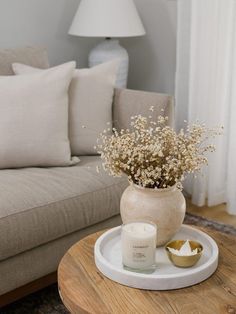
[58,226,236,314]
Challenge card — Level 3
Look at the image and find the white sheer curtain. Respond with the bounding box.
[175,0,236,214]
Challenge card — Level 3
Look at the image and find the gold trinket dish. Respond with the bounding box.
[165,240,203,268]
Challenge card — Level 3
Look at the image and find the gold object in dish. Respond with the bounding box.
[165,240,203,268]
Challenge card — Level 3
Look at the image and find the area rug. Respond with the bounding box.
[2,213,236,314]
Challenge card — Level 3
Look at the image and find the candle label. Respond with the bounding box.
[132,245,151,262]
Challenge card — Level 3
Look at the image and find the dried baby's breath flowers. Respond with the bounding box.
[97,110,221,189]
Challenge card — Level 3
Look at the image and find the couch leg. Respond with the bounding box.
[0,272,57,308]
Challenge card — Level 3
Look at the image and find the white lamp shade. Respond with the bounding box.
[69,0,146,38]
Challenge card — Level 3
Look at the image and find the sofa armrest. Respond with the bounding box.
[113,88,174,130]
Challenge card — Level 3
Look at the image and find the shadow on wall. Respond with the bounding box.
[122,0,177,95]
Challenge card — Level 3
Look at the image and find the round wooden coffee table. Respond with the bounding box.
[58,228,236,314]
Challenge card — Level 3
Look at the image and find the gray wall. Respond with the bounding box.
[124,0,177,94]
[0,0,177,94]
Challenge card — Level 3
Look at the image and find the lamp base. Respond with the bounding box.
[89,39,129,88]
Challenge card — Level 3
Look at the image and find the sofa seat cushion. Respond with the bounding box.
[0,157,127,261]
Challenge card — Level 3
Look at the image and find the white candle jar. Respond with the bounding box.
[121,221,157,273]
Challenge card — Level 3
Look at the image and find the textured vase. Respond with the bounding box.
[120,184,186,246]
[89,39,129,88]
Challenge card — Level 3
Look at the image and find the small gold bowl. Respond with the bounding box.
[165,240,203,268]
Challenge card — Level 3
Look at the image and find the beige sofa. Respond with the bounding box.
[0,47,174,304]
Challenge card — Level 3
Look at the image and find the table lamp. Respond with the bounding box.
[68,0,146,88]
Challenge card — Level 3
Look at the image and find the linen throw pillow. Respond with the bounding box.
[0,61,79,169]
[13,61,119,155]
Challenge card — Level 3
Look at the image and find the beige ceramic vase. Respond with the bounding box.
[120,184,186,246]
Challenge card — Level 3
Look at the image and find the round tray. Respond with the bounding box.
[94,224,219,290]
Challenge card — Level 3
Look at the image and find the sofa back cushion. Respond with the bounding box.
[113,88,175,130]
[0,46,49,75]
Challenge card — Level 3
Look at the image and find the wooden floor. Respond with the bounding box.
[186,198,236,227]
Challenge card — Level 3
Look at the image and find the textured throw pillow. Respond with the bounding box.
[0,61,79,169]
[13,61,119,155]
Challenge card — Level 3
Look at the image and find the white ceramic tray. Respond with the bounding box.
[94,224,218,290]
